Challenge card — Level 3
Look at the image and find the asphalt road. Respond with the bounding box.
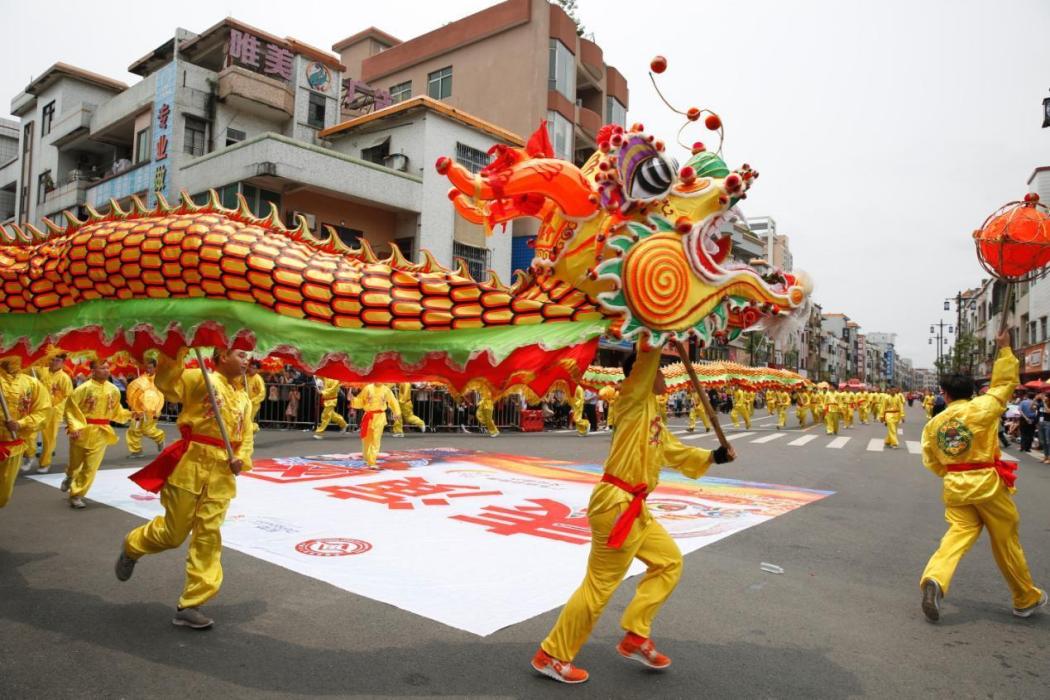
[1,403,1047,698]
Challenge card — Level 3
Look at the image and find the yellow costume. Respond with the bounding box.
[920,347,1043,611]
[882,392,905,447]
[541,347,714,662]
[923,394,935,419]
[475,389,499,436]
[38,367,73,470]
[656,394,669,425]
[824,391,840,435]
[571,385,589,435]
[123,350,254,609]
[65,377,132,503]
[730,388,751,429]
[858,392,871,424]
[841,392,855,429]
[22,365,49,466]
[795,391,811,427]
[775,390,790,429]
[687,391,711,432]
[126,373,167,455]
[352,384,400,467]
[246,371,266,431]
[812,391,826,423]
[0,364,50,508]
[314,377,348,435]
[392,382,426,435]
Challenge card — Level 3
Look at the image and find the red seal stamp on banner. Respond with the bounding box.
[295,538,372,557]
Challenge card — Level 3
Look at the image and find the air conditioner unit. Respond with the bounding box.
[291,211,316,230]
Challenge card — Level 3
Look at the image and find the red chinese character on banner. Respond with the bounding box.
[451,499,592,545]
[157,103,170,129]
[245,458,362,484]
[264,45,294,81]
[316,476,501,510]
[229,28,260,68]
[155,134,168,161]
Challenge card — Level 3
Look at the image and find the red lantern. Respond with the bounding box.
[974,196,1050,280]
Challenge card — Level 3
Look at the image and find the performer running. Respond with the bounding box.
[64,360,132,508]
[0,358,50,508]
[571,385,589,435]
[824,389,841,435]
[532,346,735,684]
[730,387,751,429]
[245,361,266,432]
[795,389,811,428]
[314,377,349,439]
[19,362,50,473]
[882,387,905,448]
[775,389,790,430]
[919,330,1046,621]
[125,358,167,457]
[687,390,711,432]
[475,387,499,437]
[599,385,619,431]
[34,354,73,474]
[391,382,427,436]
[352,383,400,468]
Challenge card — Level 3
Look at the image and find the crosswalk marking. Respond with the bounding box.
[751,433,786,444]
[679,433,710,441]
[906,440,922,454]
[789,435,818,446]
[725,432,755,442]
[827,437,850,449]
[867,439,884,452]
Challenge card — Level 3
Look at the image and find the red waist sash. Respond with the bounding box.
[945,459,1017,489]
[87,418,111,425]
[601,472,650,549]
[360,409,384,436]
[0,438,24,460]
[129,424,237,493]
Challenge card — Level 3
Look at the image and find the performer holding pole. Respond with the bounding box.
[117,346,253,630]
[0,357,50,508]
[351,383,400,469]
[533,343,734,684]
[125,357,167,457]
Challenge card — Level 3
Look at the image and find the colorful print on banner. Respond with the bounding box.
[148,60,177,208]
[30,449,832,636]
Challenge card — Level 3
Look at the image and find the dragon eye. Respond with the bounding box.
[629,155,675,200]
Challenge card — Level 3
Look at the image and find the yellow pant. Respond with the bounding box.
[124,482,230,609]
[688,407,710,431]
[39,408,64,467]
[362,413,387,466]
[777,407,788,429]
[126,415,165,454]
[68,441,109,500]
[572,408,589,435]
[842,408,854,428]
[885,413,900,446]
[730,408,751,429]
[921,487,1043,609]
[315,403,348,434]
[392,406,425,434]
[251,402,262,432]
[476,406,499,436]
[825,411,840,435]
[0,454,21,508]
[859,406,870,424]
[813,407,825,422]
[542,503,682,661]
[796,407,809,427]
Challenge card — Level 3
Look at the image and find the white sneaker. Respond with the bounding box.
[60,476,71,492]
[19,458,34,473]
[1013,589,1048,618]
[312,434,323,440]
[35,466,49,474]
[69,497,86,509]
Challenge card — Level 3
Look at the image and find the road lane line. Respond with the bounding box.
[752,433,786,444]
[827,437,850,449]
[789,435,818,446]
[906,440,922,454]
[867,439,884,452]
[725,432,755,441]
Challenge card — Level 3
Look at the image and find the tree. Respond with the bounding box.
[935,331,982,377]
[555,0,586,36]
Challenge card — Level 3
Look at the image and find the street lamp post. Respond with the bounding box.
[930,319,953,373]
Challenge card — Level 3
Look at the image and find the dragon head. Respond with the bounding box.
[439,119,812,351]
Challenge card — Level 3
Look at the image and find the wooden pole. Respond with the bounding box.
[672,339,731,452]
[193,348,237,466]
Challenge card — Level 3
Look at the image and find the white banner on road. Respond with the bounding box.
[33,448,831,636]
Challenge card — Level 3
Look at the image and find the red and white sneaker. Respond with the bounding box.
[617,632,671,669]
[531,647,589,684]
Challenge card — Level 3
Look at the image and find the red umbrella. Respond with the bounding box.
[1023,379,1047,390]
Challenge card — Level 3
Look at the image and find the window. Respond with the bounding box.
[184,116,207,156]
[134,127,151,164]
[226,128,246,147]
[455,142,491,174]
[41,101,55,136]
[547,40,575,101]
[327,225,362,247]
[1042,316,1047,342]
[307,93,326,128]
[361,137,390,165]
[389,81,412,104]
[453,241,489,281]
[427,66,452,100]
[606,97,626,127]
[37,170,53,205]
[545,110,573,161]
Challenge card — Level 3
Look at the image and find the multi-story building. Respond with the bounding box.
[747,215,793,272]
[1,17,528,280]
[0,117,19,221]
[820,329,848,384]
[866,332,898,386]
[333,0,628,168]
[800,301,823,379]
[821,313,861,380]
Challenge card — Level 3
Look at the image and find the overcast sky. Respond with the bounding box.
[7,0,1050,367]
